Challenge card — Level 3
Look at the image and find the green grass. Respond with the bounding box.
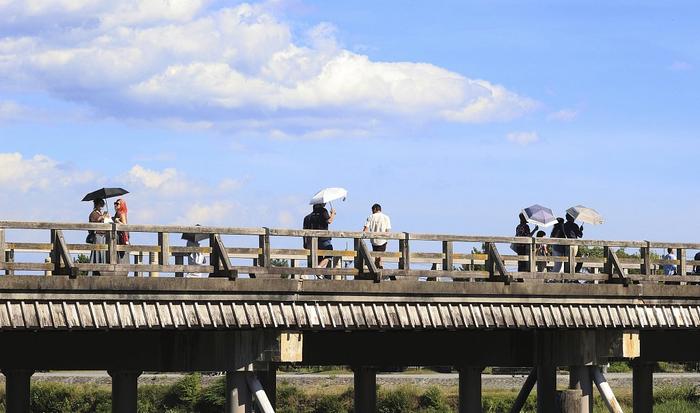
[0,377,698,412]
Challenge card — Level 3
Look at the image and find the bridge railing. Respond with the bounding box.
[0,220,699,285]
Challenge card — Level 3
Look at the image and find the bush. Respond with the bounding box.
[195,377,226,413]
[606,361,631,373]
[377,385,417,413]
[418,386,449,411]
[164,373,201,411]
[30,382,111,413]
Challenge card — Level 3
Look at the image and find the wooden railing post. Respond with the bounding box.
[529,238,537,273]
[149,252,158,277]
[107,225,117,265]
[50,229,77,278]
[4,249,13,276]
[0,228,6,275]
[209,234,220,275]
[309,237,319,269]
[353,238,362,275]
[134,252,143,277]
[677,248,687,276]
[568,242,576,275]
[487,242,511,284]
[174,254,184,277]
[399,233,410,270]
[158,232,170,270]
[49,229,58,275]
[640,242,651,276]
[259,228,271,269]
[605,247,628,286]
[442,241,453,272]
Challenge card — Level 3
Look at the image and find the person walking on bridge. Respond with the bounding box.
[303,203,336,271]
[363,203,392,269]
[551,214,583,273]
[515,213,538,272]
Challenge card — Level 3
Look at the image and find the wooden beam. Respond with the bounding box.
[211,234,237,280]
[158,232,170,268]
[52,230,77,278]
[510,368,537,413]
[259,228,271,269]
[605,248,628,286]
[442,241,453,272]
[357,238,381,282]
[487,242,511,284]
[399,233,410,270]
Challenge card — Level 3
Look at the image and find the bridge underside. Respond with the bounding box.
[1,277,700,412]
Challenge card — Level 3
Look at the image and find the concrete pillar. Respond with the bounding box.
[537,364,557,413]
[226,371,253,413]
[3,369,33,413]
[257,365,277,410]
[458,366,483,413]
[353,366,377,413]
[569,366,593,413]
[632,361,654,413]
[108,370,141,413]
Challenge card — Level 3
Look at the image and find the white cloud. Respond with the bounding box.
[547,108,578,122]
[174,201,237,225]
[0,152,93,191]
[0,100,27,121]
[669,61,693,71]
[0,2,537,134]
[124,164,189,197]
[506,131,539,145]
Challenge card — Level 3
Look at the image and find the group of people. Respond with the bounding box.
[303,202,391,269]
[86,198,129,275]
[515,213,584,273]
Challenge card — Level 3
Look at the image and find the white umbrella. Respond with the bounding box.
[309,187,347,205]
[566,205,604,225]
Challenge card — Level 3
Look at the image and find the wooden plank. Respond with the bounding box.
[442,241,453,271]
[107,228,117,265]
[259,228,271,269]
[399,233,410,270]
[158,232,170,267]
[678,248,687,276]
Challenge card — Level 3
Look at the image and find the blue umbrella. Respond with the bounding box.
[522,204,557,227]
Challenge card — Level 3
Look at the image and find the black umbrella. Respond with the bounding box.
[182,224,208,243]
[81,188,129,202]
[181,233,209,243]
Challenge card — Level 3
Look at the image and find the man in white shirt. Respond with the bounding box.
[363,203,391,269]
[662,248,677,275]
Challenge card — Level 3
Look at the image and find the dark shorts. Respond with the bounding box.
[319,241,333,263]
[372,243,387,252]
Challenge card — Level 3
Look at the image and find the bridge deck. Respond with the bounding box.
[1,277,699,331]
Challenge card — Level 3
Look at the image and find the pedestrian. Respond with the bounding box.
[113,198,129,266]
[515,213,538,272]
[535,230,549,272]
[563,213,583,273]
[662,248,677,275]
[186,225,207,277]
[87,199,108,276]
[550,218,566,273]
[363,203,392,269]
[303,203,336,271]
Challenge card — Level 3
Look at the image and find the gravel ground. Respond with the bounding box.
[5,372,700,391]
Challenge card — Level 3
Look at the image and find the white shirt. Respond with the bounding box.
[364,212,391,246]
[662,252,677,275]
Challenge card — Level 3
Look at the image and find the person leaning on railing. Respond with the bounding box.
[87,199,108,276]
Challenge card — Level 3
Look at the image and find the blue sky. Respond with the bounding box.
[0,0,699,243]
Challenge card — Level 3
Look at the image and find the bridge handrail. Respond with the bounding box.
[1,220,699,283]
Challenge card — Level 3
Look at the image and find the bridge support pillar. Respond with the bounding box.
[226,371,253,413]
[109,370,141,413]
[3,369,33,413]
[569,366,593,413]
[458,366,483,413]
[257,364,277,409]
[632,361,653,413]
[353,366,376,413]
[535,331,557,413]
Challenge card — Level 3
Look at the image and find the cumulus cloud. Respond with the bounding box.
[0,152,93,191]
[0,1,536,134]
[174,201,237,226]
[506,131,539,145]
[547,108,578,122]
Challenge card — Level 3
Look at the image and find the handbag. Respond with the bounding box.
[85,231,96,244]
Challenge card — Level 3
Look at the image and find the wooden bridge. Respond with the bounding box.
[2,221,700,413]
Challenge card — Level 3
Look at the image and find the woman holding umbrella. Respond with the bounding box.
[87,199,109,275]
[515,213,539,271]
